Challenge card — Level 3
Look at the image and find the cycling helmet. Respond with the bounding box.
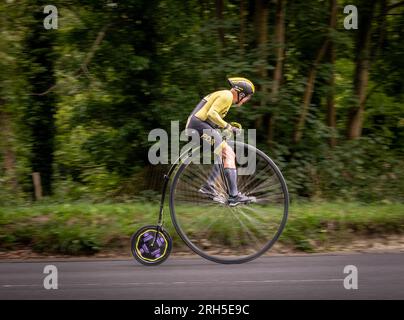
[227,77,255,103]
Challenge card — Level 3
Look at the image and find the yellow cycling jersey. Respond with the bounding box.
[194,90,233,128]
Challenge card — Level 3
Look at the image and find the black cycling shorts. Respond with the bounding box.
[186,114,223,151]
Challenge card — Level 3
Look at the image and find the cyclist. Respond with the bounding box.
[185,77,256,206]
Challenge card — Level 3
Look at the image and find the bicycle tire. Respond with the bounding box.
[130,225,172,266]
[169,141,289,264]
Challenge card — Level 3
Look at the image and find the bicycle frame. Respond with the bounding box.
[151,137,233,246]
[151,148,196,245]
[156,146,231,221]
[157,162,177,227]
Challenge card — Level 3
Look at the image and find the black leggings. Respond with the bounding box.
[185,114,224,187]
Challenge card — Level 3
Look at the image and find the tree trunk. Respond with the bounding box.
[293,0,340,144]
[267,0,285,147]
[24,2,57,196]
[215,0,226,49]
[32,172,43,201]
[255,0,269,80]
[374,0,387,60]
[326,0,337,148]
[254,0,269,135]
[347,0,377,140]
[239,0,246,54]
[0,105,18,191]
[271,0,285,100]
[293,40,329,144]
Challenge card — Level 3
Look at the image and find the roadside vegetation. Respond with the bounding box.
[1,201,402,255]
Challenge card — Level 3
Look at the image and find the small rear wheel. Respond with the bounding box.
[130,225,172,266]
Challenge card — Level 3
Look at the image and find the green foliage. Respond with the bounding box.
[0,0,403,203]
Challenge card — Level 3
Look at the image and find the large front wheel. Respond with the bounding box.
[169,141,289,264]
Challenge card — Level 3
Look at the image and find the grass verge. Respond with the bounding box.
[0,201,403,255]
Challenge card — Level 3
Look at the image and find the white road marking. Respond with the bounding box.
[1,278,344,288]
[2,284,40,288]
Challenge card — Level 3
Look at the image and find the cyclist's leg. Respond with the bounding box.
[186,117,254,204]
[192,123,239,198]
[220,143,238,197]
[217,140,256,205]
[186,116,221,194]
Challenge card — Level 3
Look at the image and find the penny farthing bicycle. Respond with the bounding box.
[131,135,289,265]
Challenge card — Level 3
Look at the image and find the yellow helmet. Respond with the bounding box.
[228,77,255,96]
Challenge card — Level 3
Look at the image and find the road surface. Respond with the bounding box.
[1,253,403,299]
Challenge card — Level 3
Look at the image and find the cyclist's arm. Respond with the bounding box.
[207,95,232,128]
[207,109,228,128]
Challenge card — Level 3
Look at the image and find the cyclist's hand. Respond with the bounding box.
[231,126,241,136]
[230,122,242,130]
[230,122,242,136]
[224,124,241,137]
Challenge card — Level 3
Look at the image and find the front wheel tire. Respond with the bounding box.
[169,141,289,264]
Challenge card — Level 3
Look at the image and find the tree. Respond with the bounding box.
[22,1,57,196]
[292,0,338,144]
[326,0,337,147]
[253,0,269,133]
[215,0,226,49]
[0,2,20,193]
[0,104,18,191]
[239,0,247,54]
[267,0,285,147]
[346,0,377,139]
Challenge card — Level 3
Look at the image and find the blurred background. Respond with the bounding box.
[0,0,403,257]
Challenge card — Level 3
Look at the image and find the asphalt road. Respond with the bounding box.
[0,253,403,300]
